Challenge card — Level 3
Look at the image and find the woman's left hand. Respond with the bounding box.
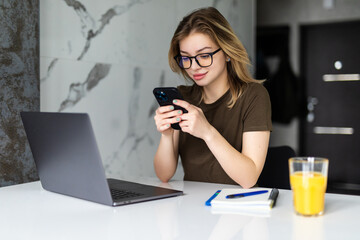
[173,99,213,140]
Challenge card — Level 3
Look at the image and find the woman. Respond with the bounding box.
[153,7,272,188]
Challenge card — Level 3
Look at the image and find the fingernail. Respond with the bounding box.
[169,106,174,110]
[176,118,180,122]
[173,100,177,103]
[166,124,170,127]
[178,110,182,114]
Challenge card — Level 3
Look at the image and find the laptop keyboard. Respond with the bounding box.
[110,188,144,200]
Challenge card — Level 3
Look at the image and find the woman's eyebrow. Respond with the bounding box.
[180,47,212,55]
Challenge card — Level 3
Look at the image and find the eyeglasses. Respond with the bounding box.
[174,48,222,69]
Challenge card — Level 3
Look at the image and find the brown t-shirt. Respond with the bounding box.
[178,82,272,185]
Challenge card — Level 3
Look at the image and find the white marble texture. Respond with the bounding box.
[40,0,255,180]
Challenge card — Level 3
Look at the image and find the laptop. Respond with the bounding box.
[20,112,183,206]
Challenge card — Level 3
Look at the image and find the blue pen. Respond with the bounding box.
[205,190,221,206]
[226,190,268,199]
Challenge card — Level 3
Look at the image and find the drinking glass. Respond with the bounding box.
[289,157,329,216]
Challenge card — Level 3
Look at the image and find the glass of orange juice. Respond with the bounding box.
[289,157,329,216]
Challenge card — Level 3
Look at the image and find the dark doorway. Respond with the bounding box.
[256,26,302,125]
[300,21,360,195]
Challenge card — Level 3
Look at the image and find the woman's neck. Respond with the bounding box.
[203,80,229,104]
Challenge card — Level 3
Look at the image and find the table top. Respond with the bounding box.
[1,179,359,240]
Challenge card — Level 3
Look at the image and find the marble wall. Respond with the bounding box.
[0,0,40,186]
[40,0,255,180]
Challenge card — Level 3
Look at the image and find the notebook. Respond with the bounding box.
[209,188,279,216]
[20,112,183,206]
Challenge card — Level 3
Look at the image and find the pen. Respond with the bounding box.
[226,190,268,199]
[205,190,221,206]
[269,188,279,208]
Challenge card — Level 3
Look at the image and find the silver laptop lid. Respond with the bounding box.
[21,112,113,205]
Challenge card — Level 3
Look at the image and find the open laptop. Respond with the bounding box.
[20,112,183,206]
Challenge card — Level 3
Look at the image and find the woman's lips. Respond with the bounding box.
[193,72,207,80]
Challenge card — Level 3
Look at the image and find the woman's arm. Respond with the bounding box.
[175,99,270,188]
[154,130,180,182]
[153,105,182,182]
[204,129,270,188]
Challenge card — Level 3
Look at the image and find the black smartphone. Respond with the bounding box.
[153,87,188,130]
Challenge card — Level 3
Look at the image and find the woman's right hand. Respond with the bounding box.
[154,105,183,135]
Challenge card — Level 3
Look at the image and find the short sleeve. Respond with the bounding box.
[242,84,272,132]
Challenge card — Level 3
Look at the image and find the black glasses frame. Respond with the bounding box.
[174,48,222,69]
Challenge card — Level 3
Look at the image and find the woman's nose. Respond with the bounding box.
[190,58,202,70]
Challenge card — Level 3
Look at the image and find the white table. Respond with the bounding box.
[1,179,359,240]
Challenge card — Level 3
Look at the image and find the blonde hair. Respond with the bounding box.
[169,7,261,108]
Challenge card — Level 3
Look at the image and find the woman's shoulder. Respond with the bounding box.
[242,82,269,99]
[246,81,268,92]
[234,82,270,109]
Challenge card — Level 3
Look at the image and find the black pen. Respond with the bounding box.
[269,188,279,208]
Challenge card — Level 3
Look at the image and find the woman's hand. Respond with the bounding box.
[154,105,183,135]
[173,99,213,140]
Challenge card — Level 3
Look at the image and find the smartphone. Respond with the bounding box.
[153,87,188,130]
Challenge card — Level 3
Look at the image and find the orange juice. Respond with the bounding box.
[290,172,327,216]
